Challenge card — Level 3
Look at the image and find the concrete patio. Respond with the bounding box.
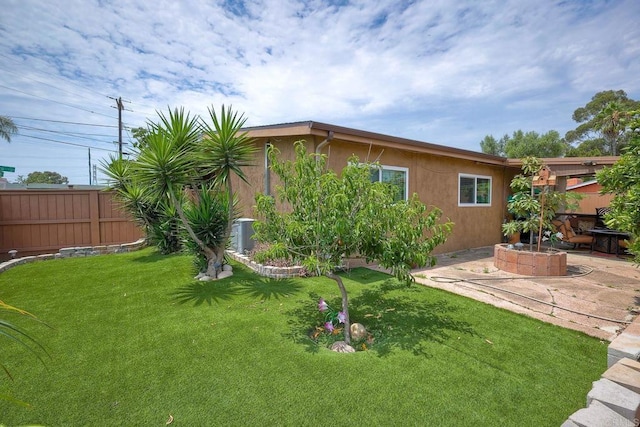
[408,245,640,341]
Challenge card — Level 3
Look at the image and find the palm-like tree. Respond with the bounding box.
[0,116,18,142]
[133,108,217,267]
[118,105,255,279]
[200,105,257,270]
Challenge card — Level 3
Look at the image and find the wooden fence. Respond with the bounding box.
[0,188,144,260]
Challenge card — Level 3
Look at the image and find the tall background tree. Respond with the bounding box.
[596,109,640,263]
[17,171,68,185]
[565,90,640,156]
[0,116,18,142]
[480,130,567,158]
[254,142,452,347]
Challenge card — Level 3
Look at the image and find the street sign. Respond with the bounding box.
[0,166,15,172]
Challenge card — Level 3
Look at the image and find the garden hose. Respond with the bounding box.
[427,271,633,325]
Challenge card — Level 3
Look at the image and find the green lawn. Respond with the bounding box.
[0,248,606,426]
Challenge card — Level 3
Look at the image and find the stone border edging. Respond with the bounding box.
[0,239,147,274]
[226,250,305,279]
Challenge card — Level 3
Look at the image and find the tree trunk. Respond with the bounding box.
[327,272,351,345]
[168,187,218,277]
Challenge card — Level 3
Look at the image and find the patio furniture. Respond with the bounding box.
[595,207,613,229]
[552,219,594,249]
[588,228,631,255]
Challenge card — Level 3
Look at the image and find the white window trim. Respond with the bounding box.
[372,164,409,201]
[458,173,492,207]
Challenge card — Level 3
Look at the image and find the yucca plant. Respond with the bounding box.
[1,300,49,406]
[181,184,231,272]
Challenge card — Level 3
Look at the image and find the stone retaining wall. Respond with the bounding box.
[0,239,147,274]
[226,250,306,279]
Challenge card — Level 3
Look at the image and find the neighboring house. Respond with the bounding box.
[232,121,620,255]
[566,180,614,215]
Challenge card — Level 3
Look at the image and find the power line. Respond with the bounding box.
[9,116,119,128]
[17,124,116,140]
[0,84,116,119]
[18,133,119,152]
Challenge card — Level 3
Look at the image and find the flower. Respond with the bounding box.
[324,321,334,332]
[337,311,346,324]
[318,298,328,312]
[555,232,563,240]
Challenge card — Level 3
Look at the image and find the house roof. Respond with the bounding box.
[243,121,508,166]
[566,180,599,190]
[506,157,619,177]
[243,120,621,172]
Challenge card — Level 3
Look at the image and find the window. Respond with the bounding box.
[458,174,492,206]
[370,165,409,201]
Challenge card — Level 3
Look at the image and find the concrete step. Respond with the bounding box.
[587,378,640,420]
[603,361,640,394]
[568,400,635,427]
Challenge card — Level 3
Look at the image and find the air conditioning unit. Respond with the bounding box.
[231,218,256,254]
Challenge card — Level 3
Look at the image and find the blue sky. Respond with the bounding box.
[1,0,639,184]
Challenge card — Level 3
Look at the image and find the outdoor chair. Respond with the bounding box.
[552,219,594,249]
[595,207,612,229]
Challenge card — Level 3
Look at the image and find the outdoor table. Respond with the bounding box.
[588,229,631,255]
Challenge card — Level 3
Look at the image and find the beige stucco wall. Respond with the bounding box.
[232,135,511,254]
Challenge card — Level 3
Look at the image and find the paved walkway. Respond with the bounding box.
[397,245,640,341]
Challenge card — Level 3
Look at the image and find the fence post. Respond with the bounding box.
[89,190,100,246]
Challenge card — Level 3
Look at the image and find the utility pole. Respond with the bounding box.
[109,96,130,159]
[116,97,124,159]
[88,147,92,185]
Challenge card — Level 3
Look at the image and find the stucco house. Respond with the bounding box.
[232,121,618,254]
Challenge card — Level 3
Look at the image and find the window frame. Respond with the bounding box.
[458,173,492,207]
[370,164,409,201]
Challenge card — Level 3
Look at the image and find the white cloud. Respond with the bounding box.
[0,0,639,183]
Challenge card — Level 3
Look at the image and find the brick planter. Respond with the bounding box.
[493,244,567,276]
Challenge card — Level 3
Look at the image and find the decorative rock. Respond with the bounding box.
[223,264,233,272]
[351,323,367,340]
[330,341,355,353]
[194,272,206,280]
[217,270,233,280]
[198,275,213,281]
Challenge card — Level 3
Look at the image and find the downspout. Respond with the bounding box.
[264,140,272,195]
[315,130,334,158]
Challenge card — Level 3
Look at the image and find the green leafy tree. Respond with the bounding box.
[480,130,566,158]
[18,171,69,185]
[480,134,507,156]
[597,109,640,263]
[130,126,150,150]
[254,142,452,346]
[565,90,640,156]
[503,157,581,251]
[0,116,18,142]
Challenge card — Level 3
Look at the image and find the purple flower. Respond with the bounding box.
[337,311,346,324]
[324,321,334,332]
[318,298,328,312]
